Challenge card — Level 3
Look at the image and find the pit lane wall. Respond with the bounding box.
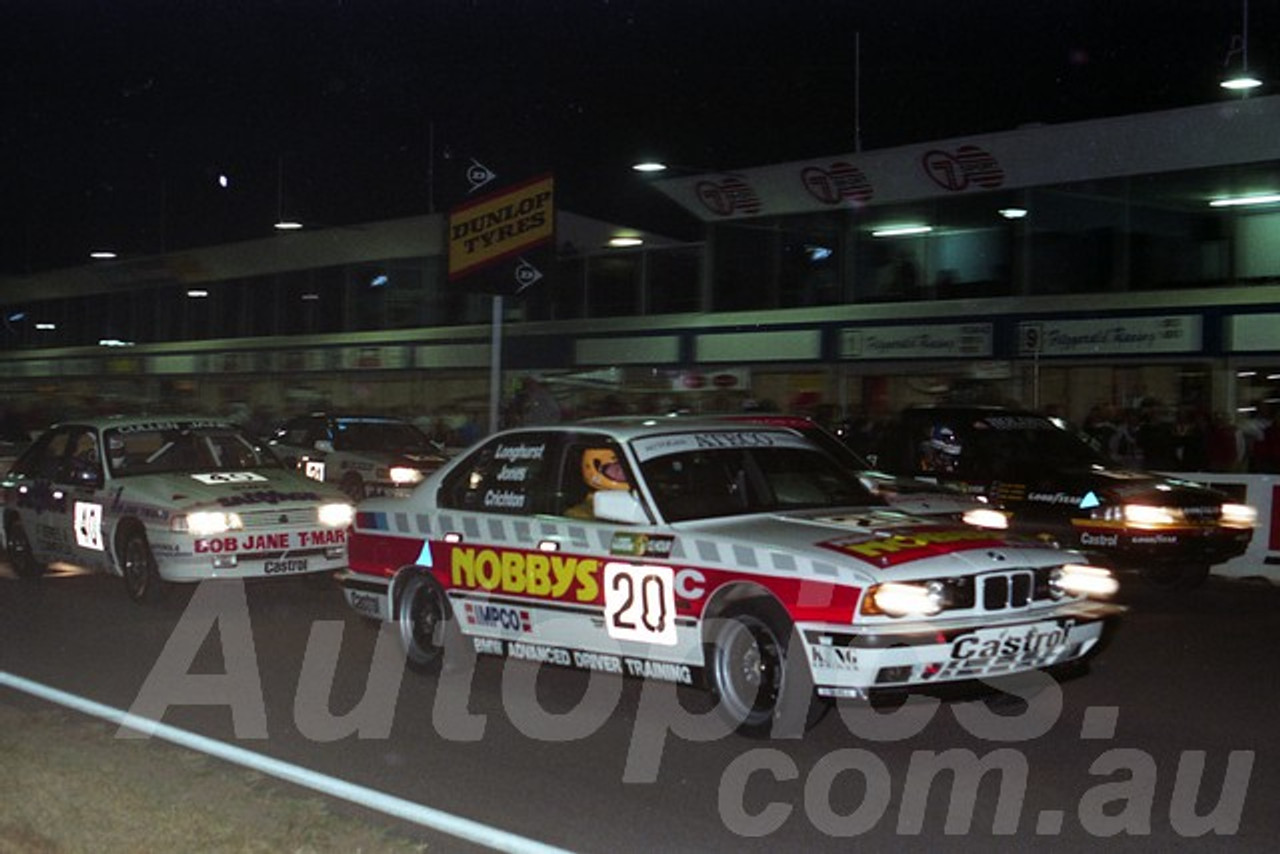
[1162,473,1280,583]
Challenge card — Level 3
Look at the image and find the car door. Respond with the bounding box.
[6,426,79,567]
[57,427,114,573]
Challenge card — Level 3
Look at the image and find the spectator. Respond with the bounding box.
[1206,411,1246,472]
[1109,408,1143,468]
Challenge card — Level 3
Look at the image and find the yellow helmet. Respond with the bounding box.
[581,448,629,491]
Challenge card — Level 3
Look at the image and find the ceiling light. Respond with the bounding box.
[35,323,56,331]
[89,250,117,260]
[871,225,932,238]
[274,220,304,230]
[632,161,668,173]
[608,237,643,248]
[186,289,209,298]
[1221,75,1263,90]
[1209,193,1280,207]
[998,207,1029,219]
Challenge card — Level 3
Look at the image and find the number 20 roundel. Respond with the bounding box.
[603,562,678,646]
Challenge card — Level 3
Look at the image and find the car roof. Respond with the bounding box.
[298,413,415,423]
[522,417,811,443]
[902,404,1044,418]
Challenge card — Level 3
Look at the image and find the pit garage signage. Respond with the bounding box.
[448,174,555,282]
[1017,315,1200,357]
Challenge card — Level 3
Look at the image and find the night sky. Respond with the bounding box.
[2,0,1275,277]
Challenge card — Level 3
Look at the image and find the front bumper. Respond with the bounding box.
[801,600,1124,697]
[150,528,348,582]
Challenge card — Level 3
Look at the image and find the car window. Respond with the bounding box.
[333,418,431,452]
[104,423,282,476]
[438,432,558,516]
[11,427,74,479]
[636,436,874,522]
[557,438,631,519]
[58,428,102,484]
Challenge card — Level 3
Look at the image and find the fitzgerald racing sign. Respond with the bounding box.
[448,174,555,280]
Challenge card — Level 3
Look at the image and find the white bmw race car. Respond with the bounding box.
[2,416,355,602]
[339,418,1125,735]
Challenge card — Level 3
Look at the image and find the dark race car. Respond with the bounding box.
[871,405,1256,589]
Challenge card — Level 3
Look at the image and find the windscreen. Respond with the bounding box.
[105,421,283,476]
[632,430,880,522]
[334,418,432,452]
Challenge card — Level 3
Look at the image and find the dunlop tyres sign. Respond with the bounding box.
[448,174,555,280]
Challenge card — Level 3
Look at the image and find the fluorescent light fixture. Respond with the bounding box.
[301,293,320,301]
[1221,75,1263,91]
[608,236,644,248]
[98,338,135,347]
[274,220,304,230]
[871,225,932,238]
[35,323,56,331]
[998,207,1029,219]
[1209,193,1280,207]
[89,250,117,260]
[632,161,668,173]
[186,289,209,298]
[370,274,389,287]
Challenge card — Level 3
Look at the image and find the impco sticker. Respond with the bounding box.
[821,526,1009,567]
[190,472,269,485]
[632,430,810,462]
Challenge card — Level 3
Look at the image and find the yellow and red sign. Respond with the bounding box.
[448,174,554,280]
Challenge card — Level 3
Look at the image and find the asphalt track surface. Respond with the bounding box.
[2,563,1278,852]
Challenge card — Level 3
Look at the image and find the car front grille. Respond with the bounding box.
[239,508,318,528]
[982,570,1036,610]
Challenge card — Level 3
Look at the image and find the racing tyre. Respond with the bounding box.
[708,601,826,738]
[1139,562,1210,591]
[120,528,166,604]
[5,516,46,579]
[340,473,366,502]
[397,573,457,673]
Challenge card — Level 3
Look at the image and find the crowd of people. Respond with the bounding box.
[1076,400,1280,474]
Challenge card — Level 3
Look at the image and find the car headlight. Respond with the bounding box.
[318,502,355,528]
[1121,503,1180,527]
[389,466,425,485]
[860,581,945,618]
[961,507,1009,530]
[1050,563,1119,599]
[1221,503,1257,528]
[175,511,244,536]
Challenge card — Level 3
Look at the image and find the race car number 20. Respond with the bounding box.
[604,562,677,646]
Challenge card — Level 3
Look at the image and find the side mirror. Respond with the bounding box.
[593,490,649,525]
[314,439,335,454]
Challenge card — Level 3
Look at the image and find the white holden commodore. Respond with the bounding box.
[1,416,355,602]
[338,417,1126,736]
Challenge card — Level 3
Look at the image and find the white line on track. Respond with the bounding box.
[1,671,575,854]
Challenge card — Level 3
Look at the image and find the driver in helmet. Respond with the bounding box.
[567,447,630,519]
[919,425,963,473]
